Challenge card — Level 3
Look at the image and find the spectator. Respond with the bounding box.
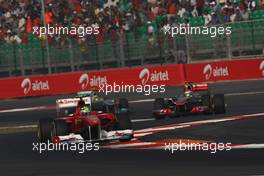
[239,0,247,12]
[210,12,221,24]
[230,7,244,22]
[196,0,205,16]
[167,0,177,15]
[222,5,231,23]
[203,11,212,25]
[0,0,262,46]
[248,0,257,11]
[166,51,175,63]
[241,8,249,20]
[191,6,199,17]
[177,5,187,18]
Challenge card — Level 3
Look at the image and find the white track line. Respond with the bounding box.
[131,118,155,122]
[232,144,264,149]
[129,99,155,103]
[0,106,50,113]
[226,91,264,96]
[0,125,37,130]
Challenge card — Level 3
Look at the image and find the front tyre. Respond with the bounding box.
[153,98,167,119]
[38,118,53,142]
[116,112,132,130]
[52,119,70,137]
[115,113,133,142]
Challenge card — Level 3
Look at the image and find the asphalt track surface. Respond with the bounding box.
[0,80,264,176]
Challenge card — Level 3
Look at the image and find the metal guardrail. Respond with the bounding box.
[0,20,263,78]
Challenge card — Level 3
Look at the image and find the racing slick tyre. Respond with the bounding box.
[153,98,167,109]
[38,118,53,142]
[116,112,132,130]
[118,98,129,112]
[153,98,167,119]
[52,119,70,136]
[81,125,101,141]
[116,112,133,142]
[213,94,226,114]
[202,94,213,114]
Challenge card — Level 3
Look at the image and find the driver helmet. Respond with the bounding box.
[185,83,193,92]
[80,106,90,116]
[184,90,192,97]
[92,95,99,102]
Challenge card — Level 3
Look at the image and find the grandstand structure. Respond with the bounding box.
[0,0,263,77]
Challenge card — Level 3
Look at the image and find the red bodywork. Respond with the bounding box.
[59,107,117,134]
[154,83,210,118]
[184,82,209,92]
[154,106,209,117]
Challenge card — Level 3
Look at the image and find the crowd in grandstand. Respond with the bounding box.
[0,0,263,45]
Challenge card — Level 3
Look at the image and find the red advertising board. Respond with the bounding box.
[1,58,263,99]
[0,64,185,99]
[185,58,264,82]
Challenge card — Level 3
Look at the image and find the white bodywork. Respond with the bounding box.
[57,129,134,143]
[56,97,92,109]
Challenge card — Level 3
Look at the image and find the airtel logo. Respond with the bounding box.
[139,68,169,85]
[21,78,31,94]
[203,64,229,80]
[21,78,49,94]
[79,73,107,90]
[259,60,264,76]
[79,74,89,90]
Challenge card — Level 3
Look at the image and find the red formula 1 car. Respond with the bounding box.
[38,97,133,143]
[153,82,226,119]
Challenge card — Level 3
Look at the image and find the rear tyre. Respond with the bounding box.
[38,118,53,142]
[213,94,226,114]
[153,98,166,109]
[52,120,70,136]
[202,94,213,115]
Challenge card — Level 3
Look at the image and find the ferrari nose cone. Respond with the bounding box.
[87,115,100,125]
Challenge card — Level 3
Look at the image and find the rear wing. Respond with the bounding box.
[192,83,209,91]
[184,83,209,92]
[56,97,91,109]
